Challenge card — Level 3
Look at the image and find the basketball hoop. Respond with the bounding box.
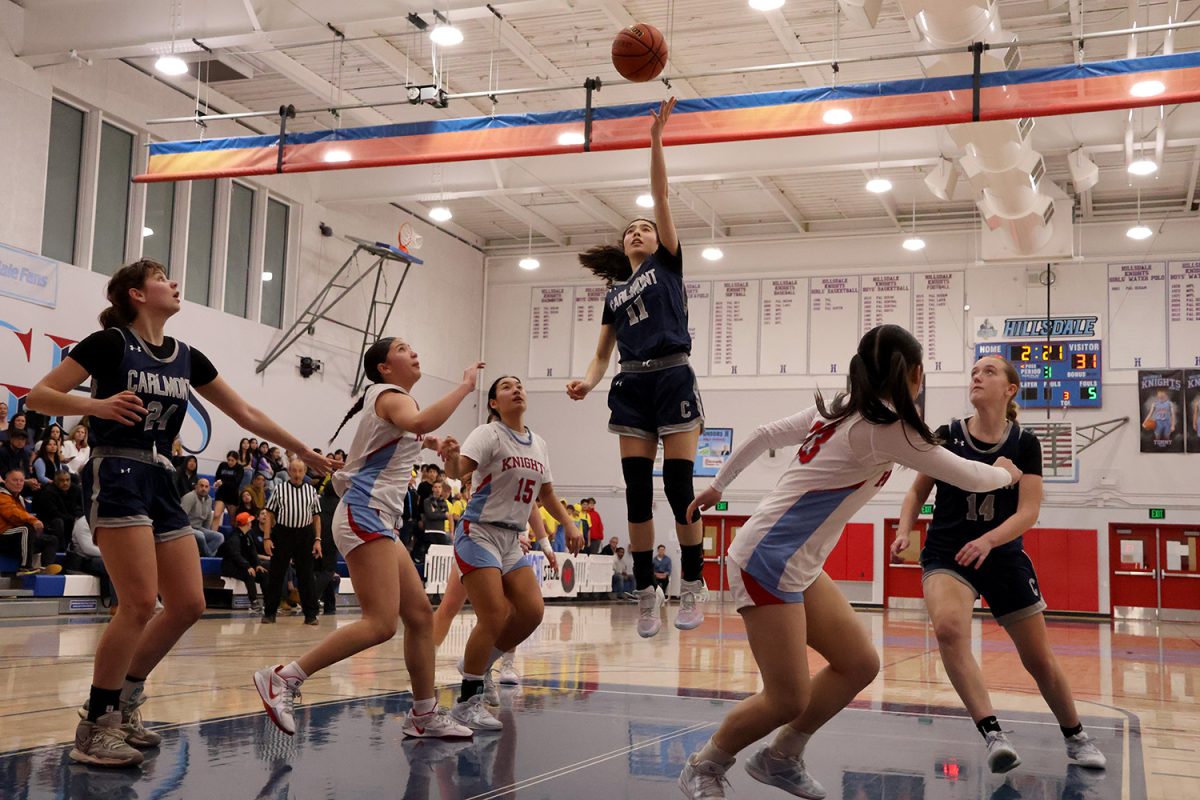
[398,222,423,253]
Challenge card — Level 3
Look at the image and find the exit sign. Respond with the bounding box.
[921,504,934,515]
[1149,508,1166,520]
[715,501,729,511]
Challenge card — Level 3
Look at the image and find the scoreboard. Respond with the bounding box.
[974,340,1102,408]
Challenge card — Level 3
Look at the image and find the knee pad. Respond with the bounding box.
[662,459,698,525]
[621,457,654,523]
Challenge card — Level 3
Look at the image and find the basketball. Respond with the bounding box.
[612,23,667,82]
[1143,418,1157,431]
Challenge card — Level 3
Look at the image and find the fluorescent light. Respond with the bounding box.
[323,149,352,163]
[865,177,892,194]
[635,194,655,208]
[430,24,463,46]
[1130,79,1165,98]
[1128,158,1158,176]
[142,226,154,237]
[749,0,785,9]
[1126,224,1153,240]
[429,206,453,222]
[902,236,926,251]
[261,271,274,281]
[519,257,541,270]
[701,246,724,261]
[963,304,971,311]
[154,55,188,76]
[557,131,585,146]
[822,108,853,125]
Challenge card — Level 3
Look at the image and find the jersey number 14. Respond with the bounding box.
[965,493,995,522]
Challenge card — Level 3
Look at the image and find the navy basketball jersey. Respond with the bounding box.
[602,244,691,363]
[925,418,1042,555]
[89,328,194,453]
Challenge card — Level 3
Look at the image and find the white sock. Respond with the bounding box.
[412,697,437,715]
[278,661,308,683]
[770,726,811,759]
[120,677,146,707]
[501,649,516,665]
[696,738,735,768]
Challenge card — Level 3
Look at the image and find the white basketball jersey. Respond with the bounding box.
[461,422,553,532]
[333,383,423,514]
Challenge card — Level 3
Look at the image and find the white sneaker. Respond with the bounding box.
[744,747,827,799]
[985,730,1021,773]
[253,665,303,736]
[675,579,708,630]
[497,655,520,686]
[678,754,731,799]
[451,694,503,731]
[1065,731,1107,769]
[637,585,664,638]
[402,706,472,739]
[482,669,500,706]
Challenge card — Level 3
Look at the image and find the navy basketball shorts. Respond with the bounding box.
[921,546,1047,626]
[82,457,192,543]
[607,363,704,440]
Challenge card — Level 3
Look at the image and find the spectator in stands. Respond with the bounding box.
[600,536,620,556]
[234,489,260,521]
[572,501,590,544]
[251,508,271,558]
[613,546,634,598]
[220,512,267,613]
[169,437,187,470]
[0,401,7,435]
[653,544,672,598]
[32,438,67,485]
[445,481,466,532]
[173,455,199,497]
[247,472,268,509]
[261,458,322,625]
[211,450,245,529]
[181,478,224,556]
[537,499,561,553]
[313,450,343,615]
[1,411,31,445]
[237,438,253,467]
[0,467,60,575]
[33,469,81,550]
[35,422,64,452]
[399,469,420,550]
[0,429,37,495]
[66,516,114,607]
[584,498,605,554]
[252,441,273,478]
[422,481,450,544]
[61,424,90,473]
[268,446,286,476]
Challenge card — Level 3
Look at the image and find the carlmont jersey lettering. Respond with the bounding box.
[602,244,690,362]
[90,328,192,452]
[333,384,423,514]
[461,422,553,531]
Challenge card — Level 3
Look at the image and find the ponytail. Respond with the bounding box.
[815,324,938,446]
[99,259,166,328]
[579,245,632,285]
[330,393,366,444]
[328,337,399,444]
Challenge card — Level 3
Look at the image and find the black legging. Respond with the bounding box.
[1,526,58,571]
[262,524,318,618]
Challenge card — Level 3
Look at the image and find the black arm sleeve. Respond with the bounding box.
[1016,431,1044,477]
[66,329,124,376]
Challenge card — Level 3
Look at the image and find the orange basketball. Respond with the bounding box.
[612,23,667,82]
[1143,418,1157,431]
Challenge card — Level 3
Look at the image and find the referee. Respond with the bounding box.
[261,459,323,625]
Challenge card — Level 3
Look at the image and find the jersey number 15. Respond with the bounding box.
[513,477,537,503]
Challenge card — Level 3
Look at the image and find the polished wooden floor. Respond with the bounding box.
[0,601,1197,799]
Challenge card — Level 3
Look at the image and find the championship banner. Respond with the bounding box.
[1138,370,1185,453]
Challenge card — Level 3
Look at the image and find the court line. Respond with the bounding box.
[464,720,714,800]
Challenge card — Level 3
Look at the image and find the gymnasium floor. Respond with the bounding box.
[1,603,1196,799]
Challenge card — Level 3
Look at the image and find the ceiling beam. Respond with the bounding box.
[562,189,627,230]
[1185,145,1200,211]
[761,10,831,88]
[752,177,809,233]
[353,37,498,117]
[253,49,392,126]
[673,184,728,237]
[485,195,568,246]
[861,170,903,230]
[394,200,487,249]
[477,12,570,82]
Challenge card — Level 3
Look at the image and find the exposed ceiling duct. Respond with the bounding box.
[896,0,1073,259]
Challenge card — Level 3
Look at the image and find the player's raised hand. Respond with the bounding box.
[461,362,485,392]
[565,379,592,401]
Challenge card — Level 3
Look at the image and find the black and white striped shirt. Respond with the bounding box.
[265,479,321,528]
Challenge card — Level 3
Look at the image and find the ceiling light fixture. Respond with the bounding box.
[865,177,892,194]
[429,206,453,222]
[1127,158,1158,176]
[749,0,786,9]
[635,193,655,208]
[262,271,274,281]
[519,223,540,270]
[155,0,188,75]
[430,24,463,46]
[142,227,154,237]
[701,246,724,261]
[902,197,925,251]
[1126,188,1153,240]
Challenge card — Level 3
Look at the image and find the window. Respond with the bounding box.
[41,100,85,264]
[142,181,174,267]
[224,182,254,317]
[185,180,216,305]
[92,122,134,275]
[261,198,289,328]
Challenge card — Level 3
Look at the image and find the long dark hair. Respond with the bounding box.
[486,375,521,422]
[330,338,396,443]
[36,438,61,469]
[98,259,166,329]
[815,324,937,446]
[578,218,658,285]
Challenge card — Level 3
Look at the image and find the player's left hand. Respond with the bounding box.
[567,525,585,556]
[438,436,460,463]
[687,486,721,522]
[956,537,992,569]
[300,448,335,476]
[422,435,442,453]
[518,532,532,555]
[650,96,676,138]
[544,549,559,572]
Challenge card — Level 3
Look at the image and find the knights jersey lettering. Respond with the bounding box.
[601,244,690,363]
[333,384,425,515]
[461,422,553,532]
[925,418,1043,556]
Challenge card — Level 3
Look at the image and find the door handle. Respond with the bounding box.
[1113,570,1154,577]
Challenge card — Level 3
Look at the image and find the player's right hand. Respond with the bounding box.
[461,362,485,392]
[994,456,1022,486]
[687,486,721,522]
[565,380,591,401]
[889,533,910,562]
[92,391,147,425]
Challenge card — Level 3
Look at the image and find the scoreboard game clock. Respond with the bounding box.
[974,340,1102,408]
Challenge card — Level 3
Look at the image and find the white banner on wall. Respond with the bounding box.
[861,273,912,335]
[710,279,759,376]
[1108,262,1167,370]
[913,271,965,373]
[809,275,860,375]
[529,286,573,379]
[1168,260,1200,369]
[571,285,609,377]
[759,278,809,376]
[0,242,58,308]
[686,281,711,377]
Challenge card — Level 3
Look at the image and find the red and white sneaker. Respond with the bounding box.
[253,665,303,736]
[402,706,473,739]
